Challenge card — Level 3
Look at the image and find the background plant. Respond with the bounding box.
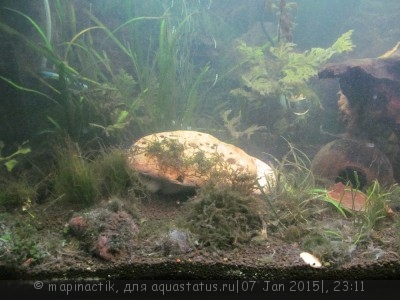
[0,140,31,172]
[212,0,355,143]
[53,140,98,207]
[0,1,219,150]
[229,31,354,131]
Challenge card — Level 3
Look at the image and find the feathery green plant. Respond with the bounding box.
[231,30,355,101]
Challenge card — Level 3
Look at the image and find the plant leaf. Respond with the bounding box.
[4,159,18,171]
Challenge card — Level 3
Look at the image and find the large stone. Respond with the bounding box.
[127,130,275,194]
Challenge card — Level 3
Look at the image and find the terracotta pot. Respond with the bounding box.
[311,139,394,189]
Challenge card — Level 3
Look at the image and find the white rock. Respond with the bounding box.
[300,252,322,268]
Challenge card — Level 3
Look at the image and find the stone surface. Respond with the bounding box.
[128,130,275,194]
[155,229,193,256]
[68,206,139,261]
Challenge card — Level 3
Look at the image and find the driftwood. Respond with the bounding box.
[316,43,400,182]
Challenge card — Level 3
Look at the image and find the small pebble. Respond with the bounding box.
[300,252,322,268]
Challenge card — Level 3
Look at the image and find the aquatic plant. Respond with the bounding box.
[310,180,394,229]
[1,0,216,149]
[0,2,145,145]
[187,181,265,251]
[220,110,267,140]
[5,222,46,265]
[51,136,146,207]
[53,140,98,207]
[302,180,398,265]
[226,30,354,140]
[309,187,349,218]
[256,138,396,264]
[0,140,31,172]
[92,149,140,198]
[0,176,37,212]
[231,30,354,103]
[362,181,394,230]
[88,3,212,133]
[262,0,298,44]
[262,139,317,227]
[0,6,105,144]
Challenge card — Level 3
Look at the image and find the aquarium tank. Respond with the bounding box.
[1,0,400,286]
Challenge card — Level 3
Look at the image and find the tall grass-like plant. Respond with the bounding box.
[363,181,393,230]
[0,6,92,140]
[88,2,212,132]
[1,1,214,145]
[0,4,134,146]
[53,141,98,207]
[92,149,140,198]
[259,138,317,227]
[88,13,164,90]
[308,187,349,218]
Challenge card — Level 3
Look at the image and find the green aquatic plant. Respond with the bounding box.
[52,137,145,207]
[92,149,140,198]
[363,180,394,230]
[308,187,349,218]
[310,180,394,228]
[1,1,214,146]
[254,136,395,260]
[145,138,186,170]
[0,176,37,212]
[305,180,398,263]
[0,6,100,144]
[231,30,354,101]
[89,110,130,138]
[156,12,210,128]
[1,3,145,145]
[0,140,31,172]
[4,222,46,265]
[263,139,317,227]
[227,30,354,140]
[53,140,98,207]
[275,30,354,88]
[139,136,258,186]
[187,181,265,251]
[88,12,164,91]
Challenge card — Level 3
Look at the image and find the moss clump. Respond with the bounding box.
[144,137,226,179]
[0,177,37,212]
[146,138,186,170]
[187,180,265,251]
